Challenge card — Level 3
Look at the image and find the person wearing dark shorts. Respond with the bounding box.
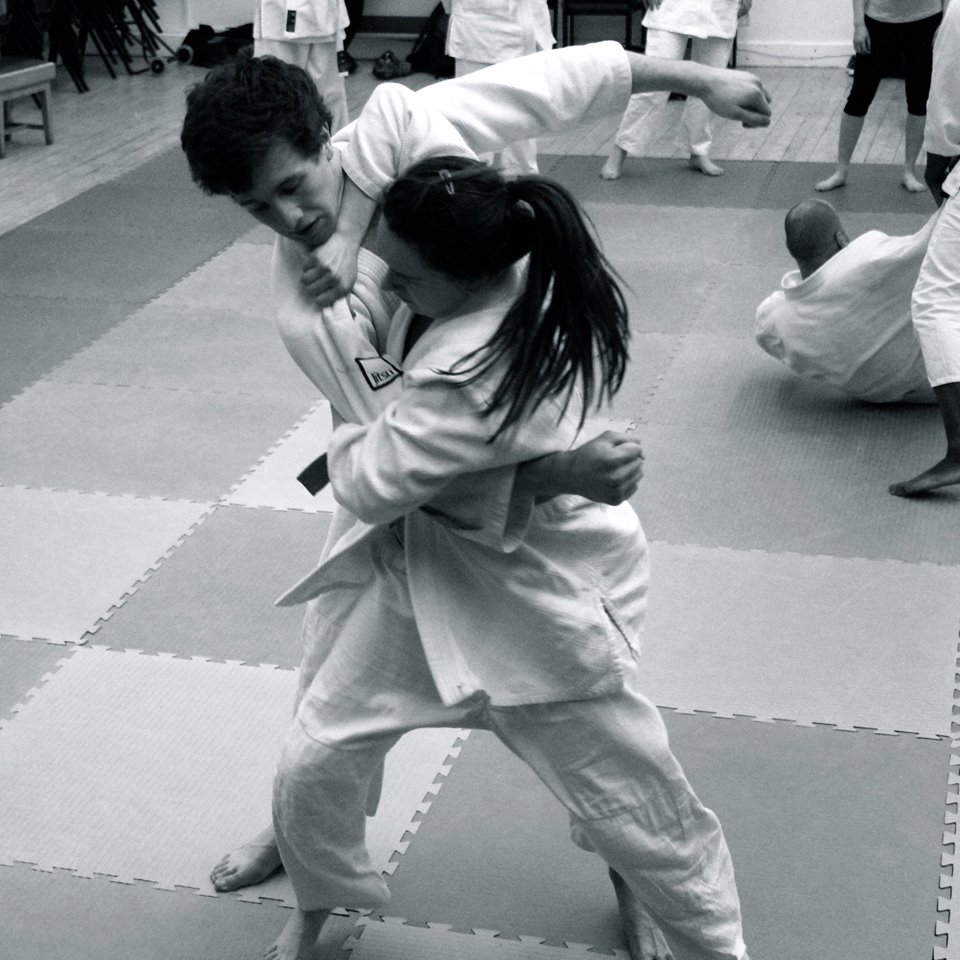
[816,0,942,194]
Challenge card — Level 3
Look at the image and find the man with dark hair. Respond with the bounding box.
[756,197,936,405]
[182,43,771,960]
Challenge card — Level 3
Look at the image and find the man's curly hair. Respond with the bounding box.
[181,48,334,196]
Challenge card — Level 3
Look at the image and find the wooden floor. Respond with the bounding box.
[0,50,913,236]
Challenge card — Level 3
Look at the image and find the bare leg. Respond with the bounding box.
[609,867,674,960]
[902,112,927,192]
[688,154,725,176]
[816,112,865,191]
[890,382,960,496]
[210,825,283,892]
[601,144,629,180]
[263,908,330,960]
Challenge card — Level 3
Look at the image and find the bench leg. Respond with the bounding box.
[40,89,53,145]
[0,101,5,159]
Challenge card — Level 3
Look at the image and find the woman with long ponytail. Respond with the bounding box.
[271,156,750,960]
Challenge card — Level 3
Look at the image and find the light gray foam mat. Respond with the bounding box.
[375,718,949,960]
[47,299,318,403]
[583,202,785,268]
[0,380,311,501]
[89,504,331,666]
[641,541,958,737]
[0,486,211,644]
[0,647,466,913]
[605,332,684,421]
[631,418,960,563]
[608,260,714,335]
[641,333,938,433]
[0,294,133,408]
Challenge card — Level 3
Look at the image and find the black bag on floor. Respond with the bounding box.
[176,23,253,68]
[405,3,454,78]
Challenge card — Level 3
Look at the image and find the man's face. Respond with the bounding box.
[231,138,342,249]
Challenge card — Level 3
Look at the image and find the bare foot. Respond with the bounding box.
[815,170,847,192]
[601,147,627,181]
[609,867,674,960]
[902,170,926,193]
[210,826,283,892]
[263,908,329,960]
[889,454,960,497]
[688,154,724,177]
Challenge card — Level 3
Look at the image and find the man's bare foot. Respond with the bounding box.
[815,169,847,191]
[902,170,926,193]
[601,147,627,181]
[263,908,329,960]
[210,826,283,892]
[689,154,724,177]
[889,454,960,497]
[609,867,674,960]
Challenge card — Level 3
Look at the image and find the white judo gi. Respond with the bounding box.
[755,214,939,403]
[440,0,555,174]
[913,1,960,389]
[267,44,747,960]
[613,0,740,160]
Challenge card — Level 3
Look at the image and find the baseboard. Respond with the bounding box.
[736,41,852,68]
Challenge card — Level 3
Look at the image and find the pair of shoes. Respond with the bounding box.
[337,50,358,77]
[846,54,855,76]
[373,49,411,80]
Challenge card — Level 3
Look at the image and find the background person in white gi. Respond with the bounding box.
[254,0,350,131]
[923,0,960,205]
[600,0,751,181]
[755,197,937,404]
[440,0,555,175]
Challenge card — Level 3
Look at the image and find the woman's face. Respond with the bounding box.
[376,221,477,320]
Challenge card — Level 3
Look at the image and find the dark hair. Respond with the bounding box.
[382,156,630,439]
[180,48,333,196]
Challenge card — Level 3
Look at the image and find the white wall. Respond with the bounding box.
[154,0,855,66]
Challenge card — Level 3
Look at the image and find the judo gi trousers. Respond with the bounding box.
[614,28,734,158]
[913,190,960,386]
[273,527,747,960]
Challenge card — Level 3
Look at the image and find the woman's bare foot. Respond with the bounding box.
[263,908,330,960]
[601,146,627,181]
[815,169,847,192]
[609,867,674,960]
[689,154,724,177]
[889,453,960,497]
[210,826,283,892]
[901,170,926,192]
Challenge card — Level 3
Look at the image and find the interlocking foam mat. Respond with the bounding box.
[0,646,466,910]
[88,504,332,666]
[372,721,950,960]
[0,486,211,644]
[3,148,958,959]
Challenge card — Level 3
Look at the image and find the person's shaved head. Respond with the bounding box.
[784,199,848,278]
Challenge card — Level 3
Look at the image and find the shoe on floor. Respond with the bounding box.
[338,50,358,77]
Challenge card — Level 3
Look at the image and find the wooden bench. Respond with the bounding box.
[0,56,55,158]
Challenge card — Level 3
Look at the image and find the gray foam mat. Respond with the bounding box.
[377,718,950,960]
[0,294,133,408]
[89,504,331,666]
